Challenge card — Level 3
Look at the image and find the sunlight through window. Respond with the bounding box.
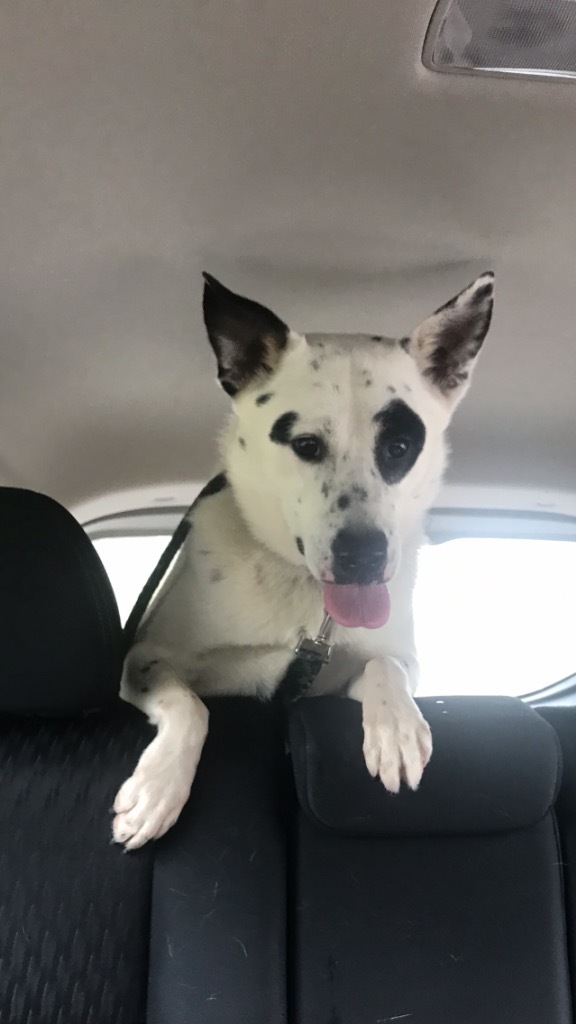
[93,533,576,698]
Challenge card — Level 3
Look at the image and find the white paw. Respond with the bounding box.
[360,665,432,793]
[112,744,199,850]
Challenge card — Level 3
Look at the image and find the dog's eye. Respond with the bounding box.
[291,434,326,463]
[386,438,411,459]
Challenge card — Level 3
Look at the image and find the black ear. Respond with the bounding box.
[406,272,494,405]
[202,273,289,396]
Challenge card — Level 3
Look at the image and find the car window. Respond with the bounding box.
[415,537,576,696]
[93,532,576,698]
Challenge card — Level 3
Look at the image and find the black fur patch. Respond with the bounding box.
[296,536,305,556]
[387,385,396,394]
[337,493,351,511]
[202,273,289,396]
[311,359,320,371]
[425,277,494,394]
[365,378,372,387]
[371,335,383,342]
[352,486,368,501]
[238,437,246,449]
[321,482,331,498]
[373,399,426,485]
[256,392,274,405]
[270,411,299,445]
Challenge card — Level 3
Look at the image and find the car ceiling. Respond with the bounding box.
[0,1,575,520]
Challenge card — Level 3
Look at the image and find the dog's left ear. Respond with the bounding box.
[202,273,289,396]
[405,272,494,406]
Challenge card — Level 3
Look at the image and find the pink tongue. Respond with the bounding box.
[322,582,391,629]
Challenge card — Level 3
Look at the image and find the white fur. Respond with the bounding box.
[113,274,493,848]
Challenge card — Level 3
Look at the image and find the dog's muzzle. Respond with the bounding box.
[331,527,388,586]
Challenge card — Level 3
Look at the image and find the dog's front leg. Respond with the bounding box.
[348,657,432,793]
[112,655,208,850]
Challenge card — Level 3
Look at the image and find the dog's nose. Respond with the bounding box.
[331,527,388,585]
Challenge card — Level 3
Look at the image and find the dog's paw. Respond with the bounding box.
[112,745,198,850]
[360,663,432,793]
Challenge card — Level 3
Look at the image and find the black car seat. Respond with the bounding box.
[0,488,288,1024]
[286,695,572,1024]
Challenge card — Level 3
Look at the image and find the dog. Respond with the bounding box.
[112,269,494,849]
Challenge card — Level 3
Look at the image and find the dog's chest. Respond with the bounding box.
[142,518,325,658]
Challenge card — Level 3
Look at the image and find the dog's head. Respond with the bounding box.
[203,271,494,628]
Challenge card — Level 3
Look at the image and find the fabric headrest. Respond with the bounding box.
[289,696,561,837]
[0,488,123,715]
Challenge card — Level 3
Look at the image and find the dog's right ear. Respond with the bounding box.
[202,273,290,396]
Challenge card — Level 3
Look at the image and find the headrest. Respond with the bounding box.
[289,696,561,837]
[0,488,123,715]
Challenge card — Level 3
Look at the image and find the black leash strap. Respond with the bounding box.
[122,472,228,653]
[274,613,334,704]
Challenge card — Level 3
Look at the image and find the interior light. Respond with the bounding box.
[423,0,576,80]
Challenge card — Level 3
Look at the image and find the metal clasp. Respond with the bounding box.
[294,611,334,665]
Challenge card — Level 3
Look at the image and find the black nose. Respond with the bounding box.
[331,527,388,585]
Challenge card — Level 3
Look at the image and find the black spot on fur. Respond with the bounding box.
[310,359,320,371]
[387,385,396,394]
[399,336,410,351]
[210,568,224,583]
[337,493,351,511]
[321,482,331,498]
[238,437,246,449]
[140,659,159,676]
[296,536,305,556]
[352,486,368,501]
[270,411,299,445]
[256,392,274,405]
[333,383,340,393]
[365,378,372,387]
[374,399,426,485]
[198,472,228,500]
[371,335,383,342]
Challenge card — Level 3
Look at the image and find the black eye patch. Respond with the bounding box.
[270,411,299,445]
[373,399,426,484]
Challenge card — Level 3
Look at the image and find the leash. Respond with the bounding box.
[274,611,335,704]
[122,472,334,703]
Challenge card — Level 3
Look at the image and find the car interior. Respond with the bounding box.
[1,2,576,1022]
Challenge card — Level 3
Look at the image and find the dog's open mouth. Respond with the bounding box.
[322,583,391,630]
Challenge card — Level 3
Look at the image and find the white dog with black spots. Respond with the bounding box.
[113,270,495,849]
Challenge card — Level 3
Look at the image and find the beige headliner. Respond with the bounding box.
[0,1,575,521]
